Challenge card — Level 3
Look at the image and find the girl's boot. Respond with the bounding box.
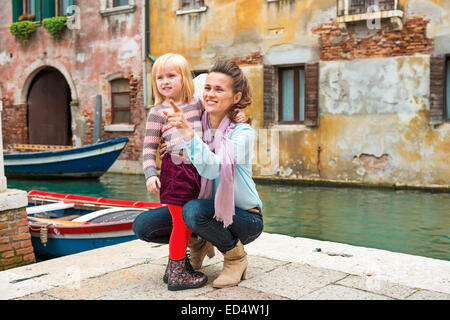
[167,256,208,291]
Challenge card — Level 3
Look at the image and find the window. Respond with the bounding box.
[111,79,131,124]
[100,0,135,17]
[113,0,129,7]
[181,0,204,9]
[278,66,305,123]
[176,0,207,15]
[264,63,319,127]
[12,0,74,22]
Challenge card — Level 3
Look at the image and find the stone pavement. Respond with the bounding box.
[1,232,449,301]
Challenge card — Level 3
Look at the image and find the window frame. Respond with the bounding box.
[176,0,207,16]
[278,65,306,124]
[110,78,131,125]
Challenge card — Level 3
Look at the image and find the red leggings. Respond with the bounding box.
[167,204,192,260]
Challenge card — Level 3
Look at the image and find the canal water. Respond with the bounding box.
[8,173,450,261]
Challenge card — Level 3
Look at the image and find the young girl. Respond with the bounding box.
[143,53,207,291]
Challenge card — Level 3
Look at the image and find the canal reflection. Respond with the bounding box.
[8,173,450,261]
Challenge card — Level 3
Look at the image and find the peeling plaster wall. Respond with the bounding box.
[318,55,450,186]
[0,2,145,164]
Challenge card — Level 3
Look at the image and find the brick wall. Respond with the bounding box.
[1,100,28,149]
[312,17,433,61]
[0,207,35,271]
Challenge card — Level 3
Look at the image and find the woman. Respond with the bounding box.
[165,60,263,288]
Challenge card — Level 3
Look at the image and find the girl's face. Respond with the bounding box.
[155,65,183,103]
[203,72,241,119]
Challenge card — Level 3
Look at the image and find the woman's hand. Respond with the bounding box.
[146,176,161,194]
[163,99,194,141]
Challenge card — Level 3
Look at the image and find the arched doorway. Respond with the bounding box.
[27,67,72,146]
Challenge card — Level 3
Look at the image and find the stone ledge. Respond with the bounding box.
[0,189,28,212]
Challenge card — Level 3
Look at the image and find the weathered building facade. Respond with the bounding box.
[0,0,148,172]
[149,0,450,189]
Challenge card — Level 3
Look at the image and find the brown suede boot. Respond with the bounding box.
[212,240,248,288]
[167,257,208,291]
[188,237,215,270]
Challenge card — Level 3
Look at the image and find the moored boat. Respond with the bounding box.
[4,137,129,179]
[26,190,163,258]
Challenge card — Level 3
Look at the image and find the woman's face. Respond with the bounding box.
[203,72,242,118]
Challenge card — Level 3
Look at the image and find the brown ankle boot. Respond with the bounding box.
[212,240,248,288]
[167,257,208,291]
[188,237,215,270]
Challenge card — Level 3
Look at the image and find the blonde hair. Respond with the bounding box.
[151,53,194,105]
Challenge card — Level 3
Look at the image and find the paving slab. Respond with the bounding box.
[299,284,392,300]
[239,263,347,299]
[336,274,417,299]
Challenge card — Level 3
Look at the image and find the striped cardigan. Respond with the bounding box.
[142,97,203,180]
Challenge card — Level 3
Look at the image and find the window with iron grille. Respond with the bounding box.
[337,0,396,16]
[111,79,131,124]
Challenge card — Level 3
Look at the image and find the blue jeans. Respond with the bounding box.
[133,200,264,254]
[182,199,264,254]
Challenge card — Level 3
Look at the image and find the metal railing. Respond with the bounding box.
[337,0,398,16]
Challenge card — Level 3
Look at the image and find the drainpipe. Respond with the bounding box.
[0,97,6,192]
[142,0,155,110]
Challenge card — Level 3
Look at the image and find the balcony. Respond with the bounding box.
[336,0,403,33]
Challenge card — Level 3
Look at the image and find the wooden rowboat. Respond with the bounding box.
[4,137,128,179]
[27,190,163,258]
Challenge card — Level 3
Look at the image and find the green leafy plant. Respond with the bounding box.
[9,20,37,43]
[42,16,67,40]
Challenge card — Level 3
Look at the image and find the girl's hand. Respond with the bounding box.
[235,109,248,123]
[146,176,161,194]
[163,99,194,141]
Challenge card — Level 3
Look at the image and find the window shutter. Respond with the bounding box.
[34,0,42,21]
[429,55,445,125]
[43,0,55,19]
[304,62,319,126]
[263,65,276,126]
[12,0,24,22]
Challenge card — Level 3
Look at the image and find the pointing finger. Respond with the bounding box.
[169,99,183,113]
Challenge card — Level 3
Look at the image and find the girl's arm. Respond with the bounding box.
[142,108,163,179]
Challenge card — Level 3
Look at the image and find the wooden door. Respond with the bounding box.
[28,69,71,145]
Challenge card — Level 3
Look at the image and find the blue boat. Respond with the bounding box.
[3,137,128,179]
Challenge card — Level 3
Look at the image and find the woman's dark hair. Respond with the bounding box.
[208,60,252,124]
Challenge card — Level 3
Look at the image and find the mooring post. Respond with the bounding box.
[94,95,102,143]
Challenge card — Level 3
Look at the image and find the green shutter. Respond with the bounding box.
[12,0,24,22]
[34,0,42,21]
[43,0,55,19]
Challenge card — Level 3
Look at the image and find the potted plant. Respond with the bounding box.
[18,13,36,21]
[9,20,37,43]
[42,16,68,40]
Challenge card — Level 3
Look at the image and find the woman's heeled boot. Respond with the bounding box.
[188,236,215,270]
[212,240,247,288]
[166,256,208,291]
